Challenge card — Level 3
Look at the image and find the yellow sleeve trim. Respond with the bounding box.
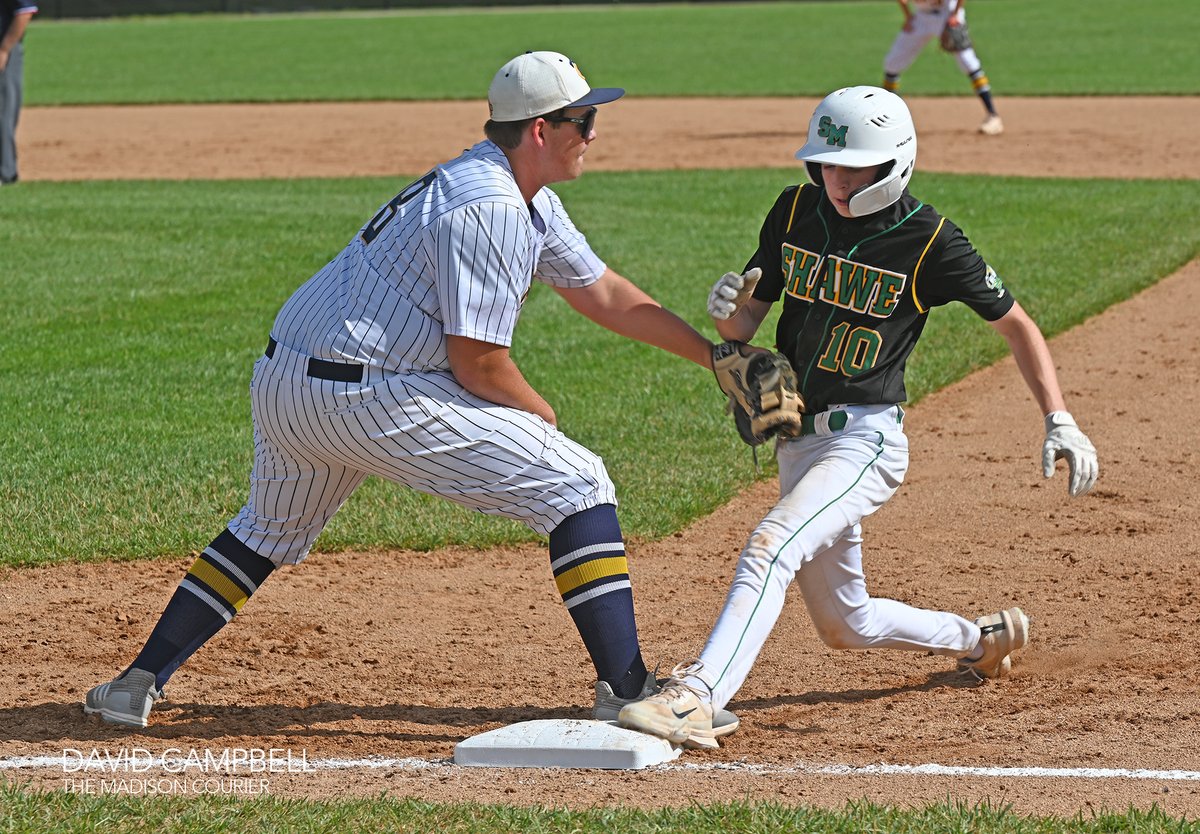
[911,216,946,314]
[786,185,805,232]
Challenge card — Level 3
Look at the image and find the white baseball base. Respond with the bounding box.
[453,719,681,769]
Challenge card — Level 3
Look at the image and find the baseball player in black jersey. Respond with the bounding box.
[620,86,1098,749]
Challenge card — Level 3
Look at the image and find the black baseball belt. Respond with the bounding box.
[265,337,365,383]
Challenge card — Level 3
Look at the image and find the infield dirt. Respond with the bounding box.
[3,96,1199,816]
[18,96,1200,181]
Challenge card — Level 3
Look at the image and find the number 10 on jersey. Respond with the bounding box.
[817,322,883,377]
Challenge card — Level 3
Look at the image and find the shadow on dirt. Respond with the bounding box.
[727,668,979,713]
[0,700,596,745]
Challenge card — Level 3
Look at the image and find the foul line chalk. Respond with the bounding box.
[3,754,1199,781]
[672,761,1200,781]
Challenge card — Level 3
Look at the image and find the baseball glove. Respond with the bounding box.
[711,341,805,446]
[939,21,973,52]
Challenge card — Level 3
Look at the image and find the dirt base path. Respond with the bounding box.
[20,96,1200,180]
[4,96,1200,817]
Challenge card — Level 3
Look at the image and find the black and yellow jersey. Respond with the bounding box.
[748,183,1014,412]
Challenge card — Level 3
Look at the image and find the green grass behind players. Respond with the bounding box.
[26,0,1199,105]
[1,170,1196,566]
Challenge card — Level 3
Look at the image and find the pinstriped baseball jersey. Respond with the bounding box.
[271,139,605,372]
[88,56,664,725]
[228,139,619,566]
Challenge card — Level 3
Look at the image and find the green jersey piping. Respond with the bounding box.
[711,431,887,688]
[798,203,924,396]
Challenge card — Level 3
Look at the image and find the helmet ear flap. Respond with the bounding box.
[805,161,823,186]
[846,156,914,217]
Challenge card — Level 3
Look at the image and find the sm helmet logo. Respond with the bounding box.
[817,115,848,147]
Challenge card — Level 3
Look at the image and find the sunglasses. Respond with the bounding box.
[544,107,597,138]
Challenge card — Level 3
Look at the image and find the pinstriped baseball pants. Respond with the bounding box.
[228,340,616,566]
[687,404,980,711]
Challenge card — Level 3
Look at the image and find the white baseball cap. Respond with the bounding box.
[488,51,624,122]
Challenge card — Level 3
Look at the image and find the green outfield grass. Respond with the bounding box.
[2,787,1197,834]
[1,170,1196,567]
[25,0,1199,105]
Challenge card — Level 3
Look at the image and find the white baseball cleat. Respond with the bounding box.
[593,670,739,738]
[959,607,1030,679]
[979,114,1004,136]
[84,669,163,728]
[617,662,719,750]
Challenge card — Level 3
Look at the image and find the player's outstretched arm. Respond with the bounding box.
[989,302,1065,413]
[555,268,714,369]
[989,302,1098,497]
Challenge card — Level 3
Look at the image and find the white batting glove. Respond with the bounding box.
[707,267,762,320]
[1041,411,1098,497]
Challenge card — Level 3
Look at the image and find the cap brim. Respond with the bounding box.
[567,87,625,109]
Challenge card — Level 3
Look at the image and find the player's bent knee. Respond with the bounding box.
[807,602,878,650]
[737,521,814,576]
[735,534,780,579]
[814,623,871,651]
[487,439,618,536]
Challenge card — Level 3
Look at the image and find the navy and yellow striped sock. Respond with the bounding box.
[128,529,275,690]
[549,505,647,699]
[969,69,997,113]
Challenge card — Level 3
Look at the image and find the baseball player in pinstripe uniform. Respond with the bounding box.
[619,87,1097,749]
[85,51,738,736]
